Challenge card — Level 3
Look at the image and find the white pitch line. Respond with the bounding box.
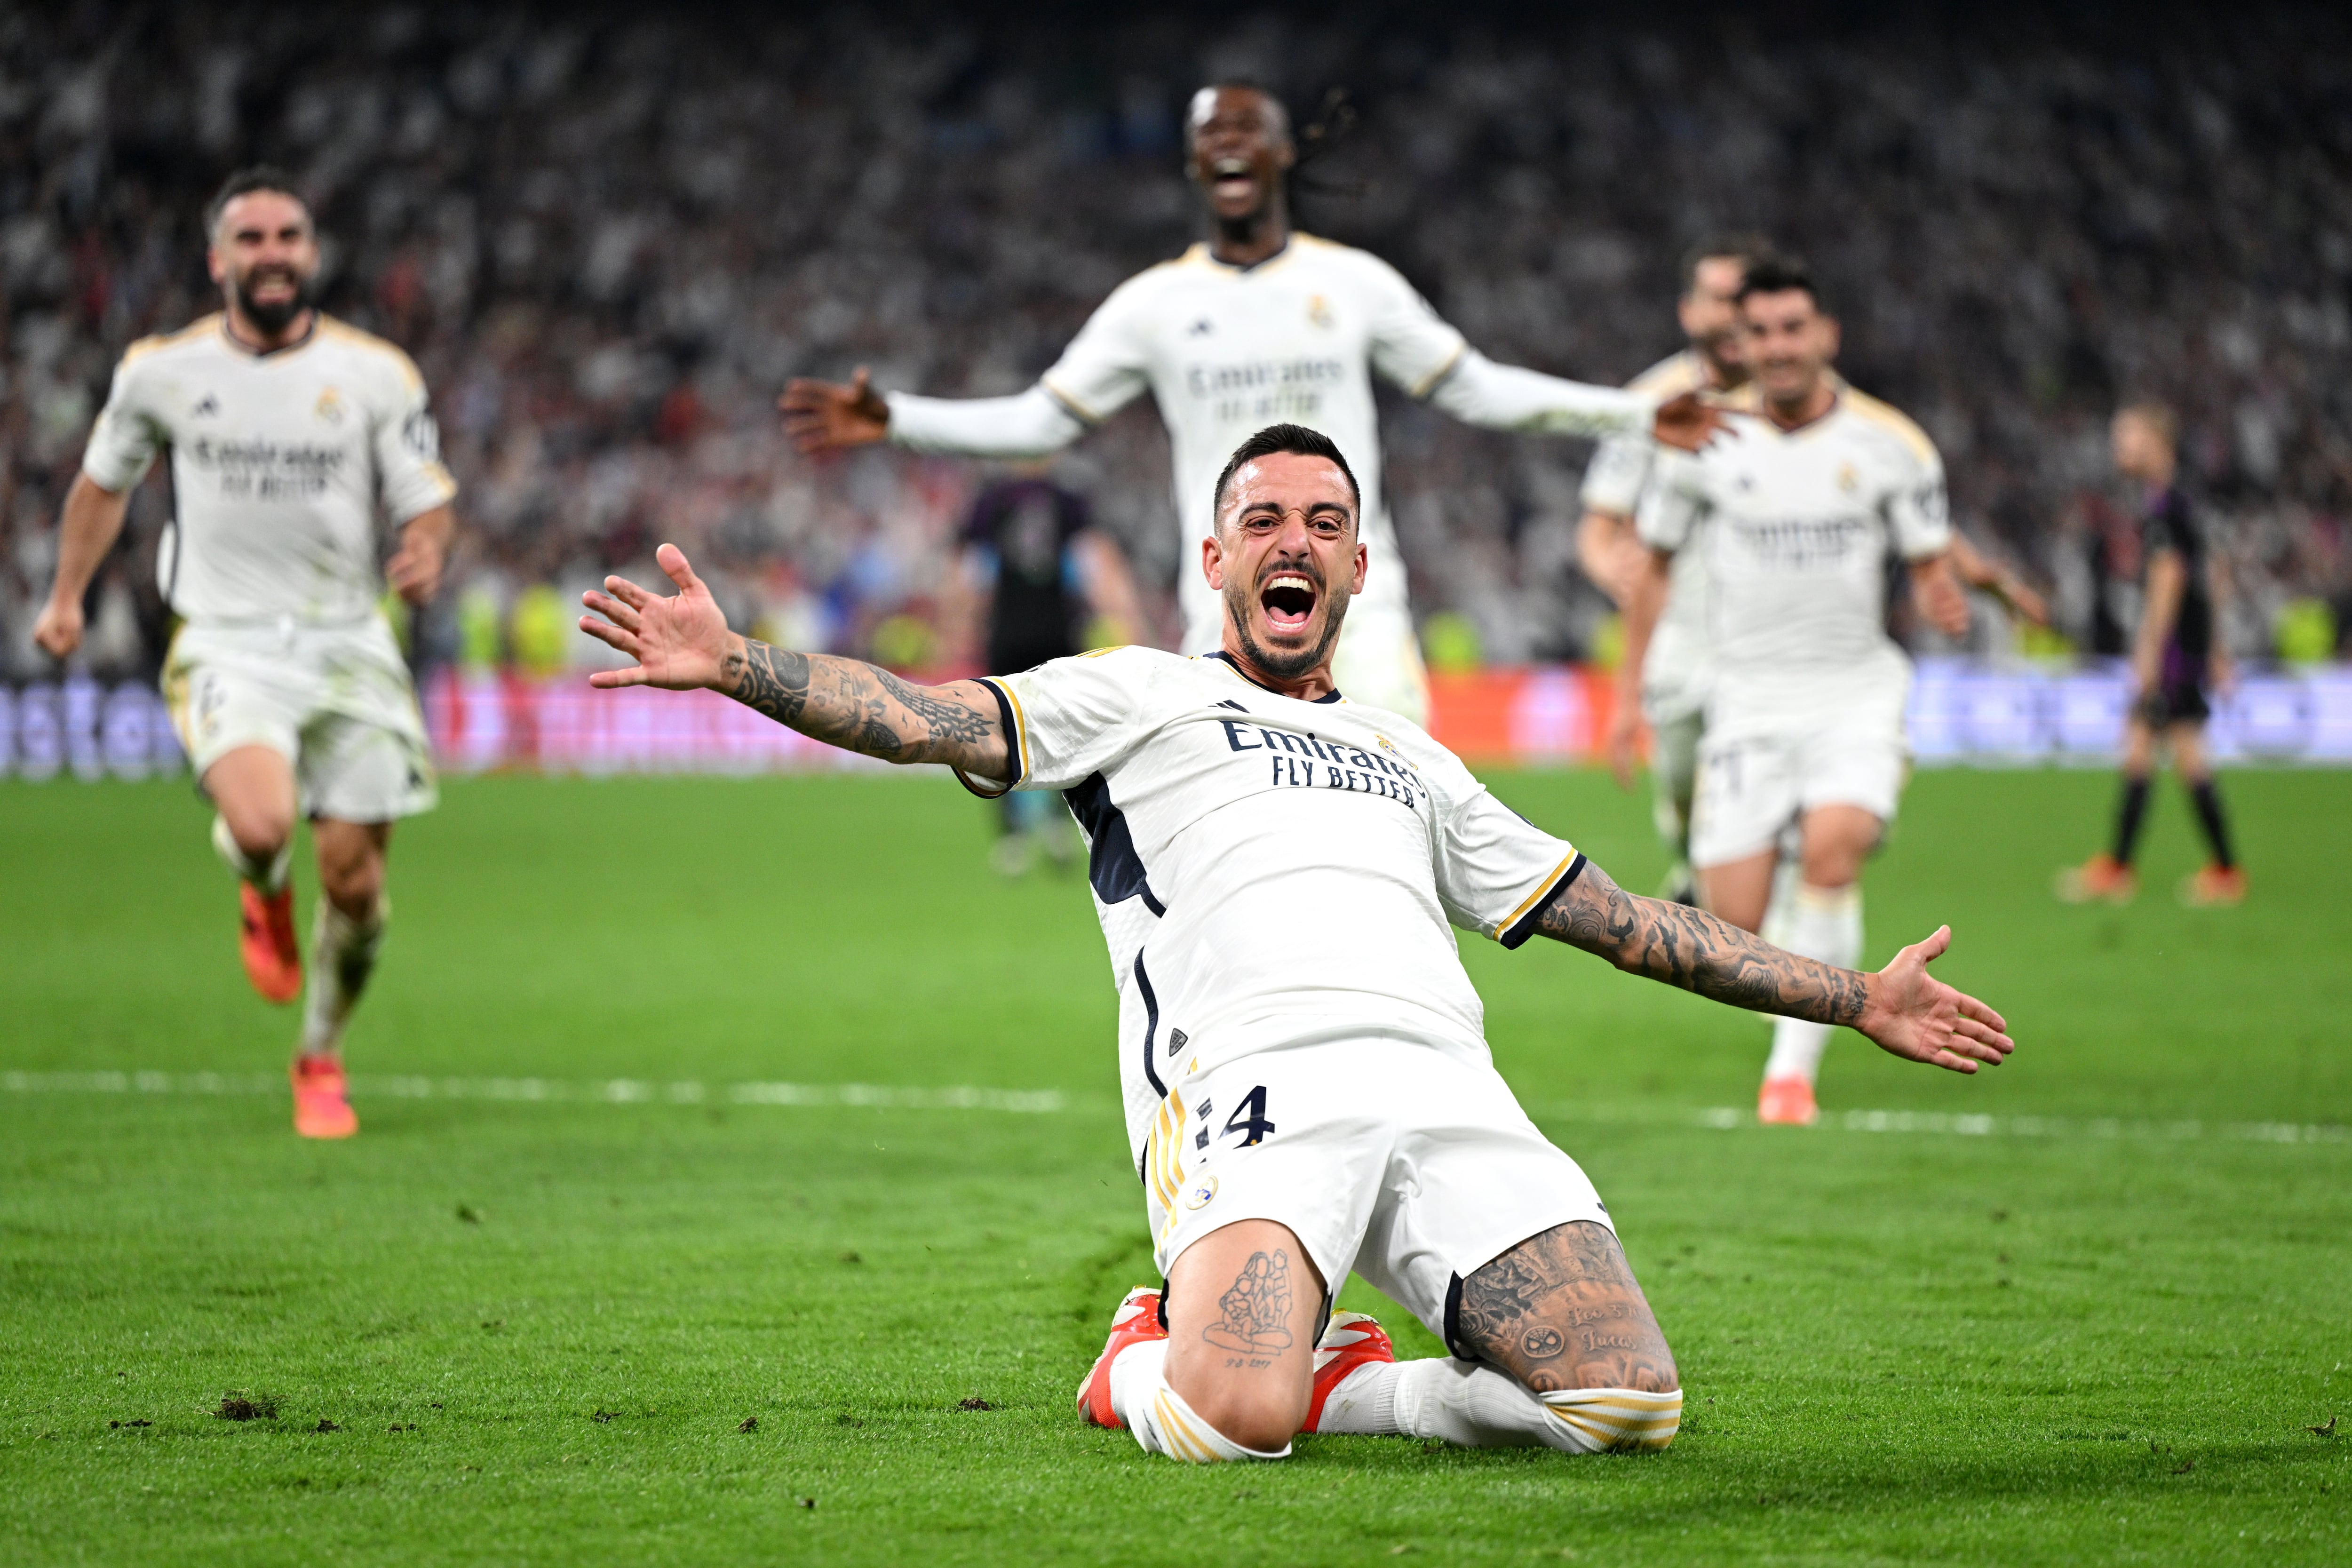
[0,1070,1065,1114]
[1687,1105,2351,1146]
[3,1072,2341,1146]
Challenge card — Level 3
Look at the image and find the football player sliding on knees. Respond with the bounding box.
[581,425,2011,1464]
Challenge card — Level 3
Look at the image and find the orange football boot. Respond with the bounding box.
[1757,1075,1820,1127]
[290,1052,358,1139]
[239,882,303,1003]
[2053,853,2137,906]
[2178,863,2247,907]
[1076,1287,1168,1429]
[1301,1312,1396,1433]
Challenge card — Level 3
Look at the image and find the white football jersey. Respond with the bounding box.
[1032,236,1469,642]
[1580,349,1719,711]
[968,645,1585,1171]
[1637,387,1951,728]
[82,313,456,625]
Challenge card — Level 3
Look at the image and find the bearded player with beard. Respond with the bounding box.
[35,167,458,1140]
[580,422,2011,1464]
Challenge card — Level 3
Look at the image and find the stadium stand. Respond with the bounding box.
[1,1,2347,686]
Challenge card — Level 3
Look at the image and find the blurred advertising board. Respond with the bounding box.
[7,663,2352,780]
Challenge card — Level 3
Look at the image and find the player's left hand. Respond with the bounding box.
[1649,391,1724,453]
[386,527,445,605]
[1855,925,2013,1074]
[579,543,736,692]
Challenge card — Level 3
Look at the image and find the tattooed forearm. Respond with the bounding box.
[1537,862,1869,1026]
[874,668,995,747]
[714,638,1009,776]
[719,640,810,726]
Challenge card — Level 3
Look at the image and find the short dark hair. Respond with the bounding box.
[1736,253,1829,314]
[1680,232,1778,295]
[205,166,309,238]
[1212,423,1360,527]
[1189,80,1291,141]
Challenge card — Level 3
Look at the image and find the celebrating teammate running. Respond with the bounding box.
[780,83,1718,723]
[34,167,455,1140]
[580,422,2011,1464]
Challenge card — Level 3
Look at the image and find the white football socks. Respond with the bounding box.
[298,895,387,1055]
[211,813,291,895]
[1107,1340,1291,1462]
[1763,882,1863,1085]
[1352,1358,1678,1452]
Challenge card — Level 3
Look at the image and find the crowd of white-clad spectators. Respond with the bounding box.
[3,0,2348,684]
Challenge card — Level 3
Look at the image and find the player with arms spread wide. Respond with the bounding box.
[33,167,456,1139]
[1622,257,1976,1127]
[780,83,1718,724]
[580,422,2012,1463]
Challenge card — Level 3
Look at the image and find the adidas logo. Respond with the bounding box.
[191,394,219,417]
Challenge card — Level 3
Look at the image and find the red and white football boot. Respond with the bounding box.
[240,882,303,1003]
[1075,1286,1168,1429]
[290,1052,359,1140]
[1301,1311,1396,1433]
[1756,1075,1820,1127]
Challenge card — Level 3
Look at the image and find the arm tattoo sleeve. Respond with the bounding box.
[1535,861,1867,1026]
[715,638,1010,778]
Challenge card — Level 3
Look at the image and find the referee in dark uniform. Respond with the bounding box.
[2058,402,2244,906]
[955,470,1143,873]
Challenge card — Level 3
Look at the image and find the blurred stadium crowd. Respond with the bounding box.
[2,0,2349,684]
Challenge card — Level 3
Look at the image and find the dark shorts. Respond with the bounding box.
[2136,643,2211,727]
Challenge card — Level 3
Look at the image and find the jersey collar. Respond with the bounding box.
[218,312,319,360]
[1203,650,1344,704]
[1190,235,1295,276]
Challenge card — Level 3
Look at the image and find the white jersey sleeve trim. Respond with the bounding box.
[885,385,1087,458]
[1425,351,1656,438]
[952,675,1030,797]
[1497,852,1588,950]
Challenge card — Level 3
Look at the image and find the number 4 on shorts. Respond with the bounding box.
[1222,1086,1275,1147]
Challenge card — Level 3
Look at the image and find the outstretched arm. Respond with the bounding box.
[580,543,1014,782]
[1537,860,2013,1074]
[1426,353,1724,452]
[779,366,1087,459]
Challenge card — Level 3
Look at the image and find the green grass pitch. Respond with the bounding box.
[3,764,2348,1564]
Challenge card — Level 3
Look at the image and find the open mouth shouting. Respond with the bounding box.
[1210,157,1258,205]
[1259,567,1320,638]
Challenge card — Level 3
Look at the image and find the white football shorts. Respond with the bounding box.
[163,614,437,823]
[1142,1037,1612,1353]
[1688,712,1908,869]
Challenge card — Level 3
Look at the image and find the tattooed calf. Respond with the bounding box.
[1203,1249,1295,1360]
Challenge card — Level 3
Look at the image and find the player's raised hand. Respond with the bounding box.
[580,543,734,691]
[1650,391,1724,453]
[779,367,890,454]
[1856,925,2013,1074]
